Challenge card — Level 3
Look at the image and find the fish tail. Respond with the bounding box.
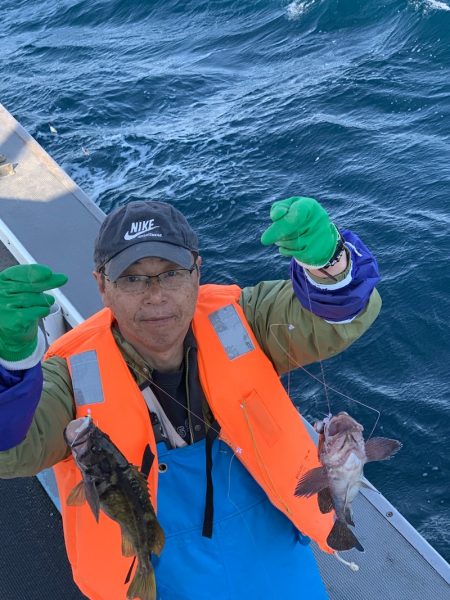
[126,563,156,600]
[327,519,364,552]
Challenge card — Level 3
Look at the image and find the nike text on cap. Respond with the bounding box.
[94,200,199,281]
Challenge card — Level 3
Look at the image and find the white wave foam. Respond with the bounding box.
[413,0,450,10]
[286,0,316,21]
[426,0,450,10]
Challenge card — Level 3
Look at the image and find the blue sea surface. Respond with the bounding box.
[1,0,449,562]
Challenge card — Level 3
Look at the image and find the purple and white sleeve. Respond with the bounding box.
[0,364,43,451]
[290,229,381,323]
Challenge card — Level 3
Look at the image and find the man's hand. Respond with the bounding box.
[0,264,68,362]
[261,196,339,268]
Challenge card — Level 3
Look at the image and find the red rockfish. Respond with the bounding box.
[295,412,402,552]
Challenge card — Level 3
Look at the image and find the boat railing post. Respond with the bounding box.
[42,300,66,347]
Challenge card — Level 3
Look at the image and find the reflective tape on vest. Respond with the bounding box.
[69,350,104,407]
[208,304,255,359]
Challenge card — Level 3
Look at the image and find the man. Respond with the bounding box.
[0,197,381,600]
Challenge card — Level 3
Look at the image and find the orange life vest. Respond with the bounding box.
[47,283,333,600]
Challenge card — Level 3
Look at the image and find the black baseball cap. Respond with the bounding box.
[94,200,199,281]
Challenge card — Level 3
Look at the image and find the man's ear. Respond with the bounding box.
[93,271,106,295]
[196,255,202,281]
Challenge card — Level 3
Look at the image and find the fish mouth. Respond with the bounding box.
[327,413,360,437]
[64,416,93,447]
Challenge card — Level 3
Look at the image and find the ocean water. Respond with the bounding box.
[1,0,449,563]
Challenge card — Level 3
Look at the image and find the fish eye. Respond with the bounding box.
[328,422,340,436]
[314,421,324,433]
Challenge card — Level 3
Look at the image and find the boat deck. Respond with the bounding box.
[1,103,449,600]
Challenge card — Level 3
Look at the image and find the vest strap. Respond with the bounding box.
[202,419,220,538]
[141,385,187,449]
[140,444,154,479]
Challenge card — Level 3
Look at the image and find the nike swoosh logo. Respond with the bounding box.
[124,227,160,241]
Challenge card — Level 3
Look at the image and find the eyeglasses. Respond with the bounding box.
[104,264,198,294]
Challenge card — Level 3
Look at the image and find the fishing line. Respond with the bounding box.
[67,413,93,449]
[299,270,332,416]
[130,317,380,441]
[132,364,271,584]
[270,243,347,417]
[286,324,293,399]
[334,552,359,572]
[130,365,222,440]
[135,354,288,539]
[269,323,381,440]
[130,301,381,442]
[289,256,382,438]
[129,310,373,574]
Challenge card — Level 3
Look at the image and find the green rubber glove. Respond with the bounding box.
[0,264,68,362]
[260,196,339,268]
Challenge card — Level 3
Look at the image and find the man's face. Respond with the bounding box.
[94,256,201,360]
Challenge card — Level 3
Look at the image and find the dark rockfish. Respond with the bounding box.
[295,412,401,552]
[64,416,165,600]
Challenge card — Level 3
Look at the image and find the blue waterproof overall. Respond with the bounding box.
[153,438,329,600]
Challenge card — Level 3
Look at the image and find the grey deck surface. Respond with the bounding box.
[1,104,449,600]
[312,485,450,599]
[0,104,103,323]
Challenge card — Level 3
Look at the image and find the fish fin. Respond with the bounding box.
[67,480,86,506]
[318,488,334,514]
[127,564,156,600]
[365,438,402,462]
[84,478,101,522]
[344,506,355,527]
[130,464,150,483]
[67,479,101,523]
[151,520,166,557]
[327,519,364,552]
[121,528,136,558]
[294,466,328,497]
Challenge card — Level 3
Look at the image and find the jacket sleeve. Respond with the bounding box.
[0,364,43,451]
[290,229,380,323]
[0,356,74,478]
[239,231,382,376]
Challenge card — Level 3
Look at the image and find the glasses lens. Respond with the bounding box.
[116,276,148,293]
[115,267,195,294]
[159,270,191,290]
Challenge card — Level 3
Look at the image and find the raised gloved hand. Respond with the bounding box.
[260,196,339,268]
[0,264,68,362]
